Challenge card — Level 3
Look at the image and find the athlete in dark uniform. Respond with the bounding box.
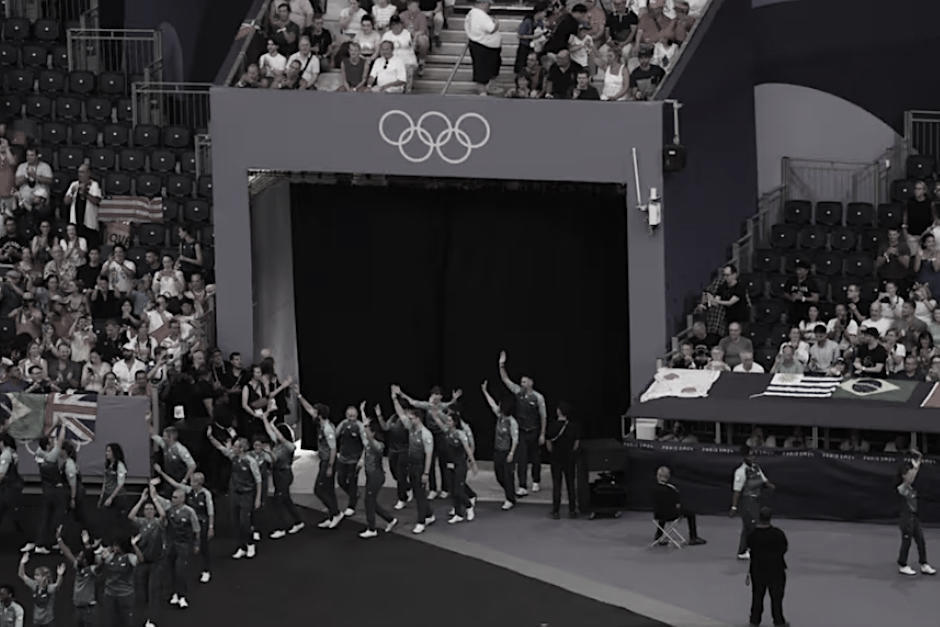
[482,380,519,510]
[374,403,411,511]
[150,426,196,498]
[261,412,305,539]
[359,414,398,539]
[428,406,478,524]
[896,449,936,576]
[100,535,144,627]
[249,436,273,542]
[155,464,216,583]
[17,554,63,627]
[128,481,166,627]
[154,487,200,609]
[22,426,67,554]
[335,406,368,516]
[297,391,343,529]
[206,430,262,559]
[391,386,435,534]
[499,351,547,496]
[397,387,463,500]
[62,440,89,537]
[98,443,128,545]
[56,527,99,627]
[0,434,24,534]
[730,446,774,560]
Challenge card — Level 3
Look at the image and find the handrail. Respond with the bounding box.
[220,0,272,86]
[441,41,470,96]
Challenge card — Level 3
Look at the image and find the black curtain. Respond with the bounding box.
[291,182,628,459]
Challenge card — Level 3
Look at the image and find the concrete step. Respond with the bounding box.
[436,41,519,56]
[411,78,515,95]
[439,29,519,45]
[425,52,517,67]
[447,16,523,32]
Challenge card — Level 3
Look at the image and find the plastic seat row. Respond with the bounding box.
[1,18,61,43]
[3,68,128,96]
[782,200,904,228]
[96,172,209,200]
[0,42,68,70]
[38,121,193,149]
[754,246,885,275]
[768,223,895,252]
[0,93,132,123]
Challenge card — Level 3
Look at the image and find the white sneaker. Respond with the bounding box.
[359,529,378,539]
[427,491,438,500]
[922,564,937,575]
[394,500,406,510]
[899,565,917,576]
[532,483,540,493]
[448,515,464,524]
[270,530,287,539]
[412,523,426,534]
[252,531,261,542]
[501,500,514,511]
[232,548,246,559]
[448,508,455,516]
[407,491,413,502]
[466,507,475,521]
[145,620,156,627]
[33,546,50,555]
[170,594,180,605]
[200,571,210,583]
[19,542,35,553]
[515,487,528,497]
[343,508,355,517]
[288,522,305,534]
[317,518,332,529]
[178,597,189,609]
[385,518,398,533]
[439,491,450,499]
[327,514,343,529]
[246,544,256,558]
[425,515,436,526]
[737,550,750,560]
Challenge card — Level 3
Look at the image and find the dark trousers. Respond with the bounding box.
[407,458,432,522]
[516,429,541,488]
[102,593,134,627]
[493,450,516,503]
[449,458,470,517]
[899,514,928,566]
[198,522,211,572]
[336,461,360,511]
[655,510,699,540]
[96,498,127,544]
[314,460,339,517]
[167,541,192,597]
[550,456,576,514]
[364,473,395,531]
[428,434,451,493]
[74,604,97,627]
[38,487,67,547]
[389,450,410,501]
[738,496,760,554]
[749,574,786,626]
[0,485,24,532]
[272,475,302,529]
[231,491,254,549]
[136,559,163,619]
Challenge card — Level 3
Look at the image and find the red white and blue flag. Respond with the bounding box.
[44,393,98,446]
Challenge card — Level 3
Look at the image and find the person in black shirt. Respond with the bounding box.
[904,181,934,247]
[896,450,936,576]
[854,327,888,377]
[629,45,665,100]
[747,507,788,627]
[782,261,819,325]
[545,50,582,99]
[269,3,301,57]
[714,263,749,325]
[653,466,706,545]
[0,217,24,264]
[605,0,638,48]
[303,14,334,66]
[546,402,580,519]
[571,69,600,100]
[542,3,588,56]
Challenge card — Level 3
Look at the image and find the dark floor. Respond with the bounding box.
[0,495,667,627]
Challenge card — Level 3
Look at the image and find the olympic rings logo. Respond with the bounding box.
[378,110,491,165]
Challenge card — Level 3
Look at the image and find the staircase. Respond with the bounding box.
[411,4,533,95]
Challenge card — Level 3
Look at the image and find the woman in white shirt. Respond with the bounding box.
[381,16,417,70]
[876,281,904,320]
[778,326,810,365]
[69,315,95,364]
[371,0,397,31]
[798,304,823,342]
[82,350,111,392]
[18,341,47,382]
[567,25,593,71]
[259,39,288,83]
[354,15,382,61]
[59,223,87,267]
[883,328,906,375]
[465,0,501,95]
[152,255,186,300]
[599,47,629,101]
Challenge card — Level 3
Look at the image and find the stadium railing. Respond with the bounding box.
[4,0,97,24]
[67,27,162,77]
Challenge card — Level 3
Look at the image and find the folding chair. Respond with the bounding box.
[650,516,685,549]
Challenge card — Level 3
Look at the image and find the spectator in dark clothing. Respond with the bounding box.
[876,227,912,292]
[892,355,925,381]
[904,180,934,246]
[629,44,665,100]
[89,275,120,321]
[747,507,788,627]
[570,69,600,100]
[544,50,582,98]
[782,260,819,325]
[270,2,302,57]
[545,402,580,519]
[653,466,706,545]
[542,3,589,55]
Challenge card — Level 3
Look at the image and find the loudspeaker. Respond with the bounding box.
[663,143,686,172]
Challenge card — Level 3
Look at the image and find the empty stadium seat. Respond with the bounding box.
[860,228,886,253]
[38,69,66,95]
[5,69,34,93]
[135,173,162,197]
[768,274,789,298]
[50,171,69,196]
[770,224,798,249]
[0,94,20,119]
[149,148,176,173]
[70,122,98,147]
[102,124,130,147]
[817,301,836,321]
[860,280,880,303]
[24,94,53,119]
[168,228,181,246]
[906,155,935,181]
[891,179,914,203]
[183,199,210,223]
[163,198,180,222]
[202,246,214,271]
[0,318,15,344]
[752,249,782,274]
[41,122,67,146]
[814,251,844,276]
[21,44,47,68]
[845,253,874,277]
[104,172,131,195]
[0,42,17,67]
[739,273,765,299]
[783,251,813,273]
[199,223,213,244]
[86,97,112,123]
[2,17,30,41]
[163,125,191,149]
[830,226,857,252]
[115,98,133,123]
[754,300,786,325]
[755,348,777,372]
[98,72,126,97]
[137,223,166,247]
[798,225,828,250]
[87,147,116,172]
[166,174,193,198]
[784,200,812,225]
[119,148,145,172]
[54,95,82,121]
[57,146,85,171]
[51,45,68,71]
[829,277,852,303]
[815,201,843,227]
[33,19,60,42]
[180,151,197,174]
[133,125,161,148]
[196,176,212,199]
[845,202,875,228]
[69,70,96,95]
[126,246,148,270]
[878,203,904,229]
[746,323,771,348]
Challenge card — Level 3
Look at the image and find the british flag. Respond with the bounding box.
[44,393,98,446]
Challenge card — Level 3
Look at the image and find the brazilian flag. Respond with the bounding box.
[0,393,49,441]
[830,378,918,402]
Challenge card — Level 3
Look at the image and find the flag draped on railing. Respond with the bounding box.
[0,392,98,444]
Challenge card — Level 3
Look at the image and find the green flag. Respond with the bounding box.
[830,378,918,402]
[1,393,49,441]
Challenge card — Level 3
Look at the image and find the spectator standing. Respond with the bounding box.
[400,2,430,72]
[782,260,820,325]
[14,148,52,213]
[544,3,589,56]
[747,507,788,627]
[103,245,136,296]
[269,3,301,56]
[568,24,595,71]
[718,322,752,369]
[637,0,676,65]
[0,138,15,217]
[709,263,750,329]
[176,225,204,281]
[465,0,502,96]
[64,165,101,240]
[514,2,547,74]
[602,0,639,62]
[904,180,933,254]
[876,227,912,293]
